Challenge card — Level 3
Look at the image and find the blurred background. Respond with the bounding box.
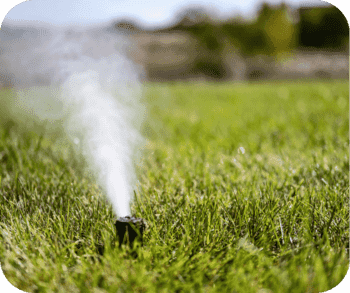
[0,0,349,86]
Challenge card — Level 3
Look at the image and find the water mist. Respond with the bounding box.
[0,23,145,219]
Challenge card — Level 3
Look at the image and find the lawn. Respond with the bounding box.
[0,79,349,292]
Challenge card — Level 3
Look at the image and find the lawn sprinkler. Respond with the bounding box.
[95,216,146,256]
[115,216,146,249]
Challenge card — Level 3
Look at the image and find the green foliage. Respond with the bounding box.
[167,3,348,59]
[298,6,349,50]
[222,21,268,56]
[167,8,224,52]
[0,80,349,292]
[191,59,227,79]
[167,10,229,79]
[256,3,297,56]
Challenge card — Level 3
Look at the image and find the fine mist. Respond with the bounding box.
[0,23,144,217]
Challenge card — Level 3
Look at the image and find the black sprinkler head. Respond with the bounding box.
[115,216,146,249]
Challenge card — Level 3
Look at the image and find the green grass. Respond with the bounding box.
[0,80,349,292]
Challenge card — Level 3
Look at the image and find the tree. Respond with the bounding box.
[256,3,297,56]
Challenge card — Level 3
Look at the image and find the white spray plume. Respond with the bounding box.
[0,24,144,217]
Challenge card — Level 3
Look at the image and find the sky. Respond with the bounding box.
[1,0,341,29]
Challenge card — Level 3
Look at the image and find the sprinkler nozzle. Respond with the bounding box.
[115,216,146,249]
